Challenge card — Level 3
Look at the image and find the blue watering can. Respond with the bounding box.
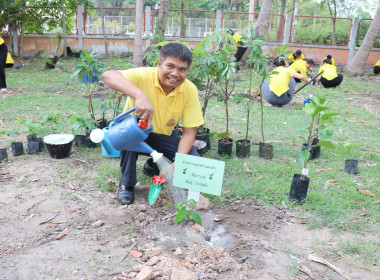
[90,107,163,162]
[100,125,120,158]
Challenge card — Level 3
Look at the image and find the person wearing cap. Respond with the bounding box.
[101,43,204,205]
[317,58,343,88]
[261,57,311,106]
[289,59,315,83]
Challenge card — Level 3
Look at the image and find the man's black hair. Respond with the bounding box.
[327,55,332,59]
[306,58,314,65]
[227,29,234,35]
[294,50,302,57]
[159,42,193,67]
[273,57,286,67]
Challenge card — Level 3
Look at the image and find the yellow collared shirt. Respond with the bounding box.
[375,60,380,67]
[269,66,296,97]
[289,60,307,76]
[319,64,338,80]
[0,38,4,45]
[120,67,204,135]
[288,53,305,62]
[322,56,336,65]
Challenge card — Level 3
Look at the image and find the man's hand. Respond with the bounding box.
[135,95,154,129]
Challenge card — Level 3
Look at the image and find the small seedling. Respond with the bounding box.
[174,199,202,225]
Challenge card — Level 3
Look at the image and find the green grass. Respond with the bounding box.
[1,57,379,266]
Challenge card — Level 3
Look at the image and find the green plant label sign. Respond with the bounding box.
[173,153,225,196]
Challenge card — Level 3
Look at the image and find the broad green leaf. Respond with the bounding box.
[188,211,202,225]
[316,141,335,149]
[174,207,186,223]
[318,129,333,140]
[299,150,310,166]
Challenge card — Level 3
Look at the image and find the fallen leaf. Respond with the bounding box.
[24,213,35,222]
[326,179,339,185]
[316,168,333,172]
[360,123,371,126]
[366,162,377,167]
[213,215,225,222]
[290,217,296,223]
[299,221,307,224]
[243,162,252,172]
[358,189,375,197]
[0,119,4,125]
[328,242,338,245]
[55,228,68,240]
[375,200,380,204]
[257,174,265,180]
[360,207,366,216]
[354,199,363,204]
[107,178,116,186]
[65,207,72,215]
[68,183,75,190]
[55,91,64,94]
[130,250,143,258]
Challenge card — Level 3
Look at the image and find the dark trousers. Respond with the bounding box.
[0,43,8,89]
[321,74,343,88]
[235,46,247,70]
[120,131,199,187]
[374,66,380,75]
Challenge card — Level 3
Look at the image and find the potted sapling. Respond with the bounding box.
[189,36,221,152]
[336,143,359,174]
[212,30,238,156]
[71,115,97,147]
[71,50,105,122]
[19,118,44,153]
[0,123,24,156]
[289,95,339,202]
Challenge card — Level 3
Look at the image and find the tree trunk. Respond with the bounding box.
[291,0,298,41]
[346,5,380,75]
[19,5,26,59]
[180,0,185,37]
[249,0,256,22]
[154,0,170,43]
[100,0,109,58]
[276,0,286,41]
[133,0,143,67]
[255,0,274,38]
[61,0,67,57]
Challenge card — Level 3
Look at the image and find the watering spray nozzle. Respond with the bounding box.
[150,150,163,163]
[90,128,105,143]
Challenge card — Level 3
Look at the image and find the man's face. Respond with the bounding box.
[157,56,189,94]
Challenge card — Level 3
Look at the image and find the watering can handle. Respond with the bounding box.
[113,107,136,124]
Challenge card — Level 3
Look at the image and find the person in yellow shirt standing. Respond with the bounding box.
[317,58,343,88]
[101,43,204,205]
[261,58,311,106]
[289,59,315,83]
[229,30,247,71]
[374,60,380,75]
[0,37,8,91]
[287,50,305,65]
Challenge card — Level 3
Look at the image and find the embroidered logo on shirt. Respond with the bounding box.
[167,118,176,126]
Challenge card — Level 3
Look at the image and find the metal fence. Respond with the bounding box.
[290,15,352,45]
[84,7,142,35]
[151,9,215,38]
[222,12,285,42]
[357,18,380,48]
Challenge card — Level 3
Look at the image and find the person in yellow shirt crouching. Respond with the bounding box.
[289,59,315,83]
[287,50,305,66]
[261,58,311,106]
[374,60,380,75]
[101,43,204,205]
[317,58,343,88]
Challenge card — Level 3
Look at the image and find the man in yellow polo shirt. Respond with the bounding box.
[287,50,305,66]
[102,43,204,205]
[0,36,8,91]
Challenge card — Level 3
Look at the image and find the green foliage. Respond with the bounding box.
[0,123,20,142]
[70,115,97,135]
[298,95,340,172]
[71,50,105,120]
[174,199,202,225]
[143,41,169,67]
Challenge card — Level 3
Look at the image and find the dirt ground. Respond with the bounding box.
[0,149,379,280]
[1,75,380,280]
